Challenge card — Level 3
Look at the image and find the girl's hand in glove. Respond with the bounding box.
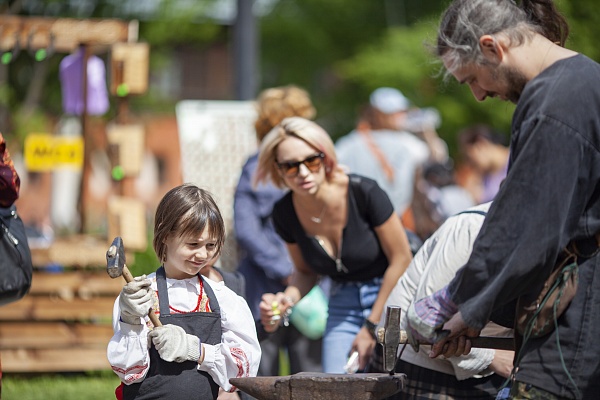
[149,324,202,363]
[119,275,153,325]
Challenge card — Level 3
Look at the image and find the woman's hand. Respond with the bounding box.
[259,292,292,332]
[351,327,377,371]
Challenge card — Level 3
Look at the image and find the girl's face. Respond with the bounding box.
[276,136,326,196]
[163,225,219,280]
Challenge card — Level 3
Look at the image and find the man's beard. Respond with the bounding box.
[493,65,528,104]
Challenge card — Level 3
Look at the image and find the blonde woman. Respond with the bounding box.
[255,117,413,373]
[233,85,323,377]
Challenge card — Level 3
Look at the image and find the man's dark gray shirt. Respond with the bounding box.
[448,54,600,398]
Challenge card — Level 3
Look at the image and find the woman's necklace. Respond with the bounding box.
[310,204,327,224]
[295,197,327,224]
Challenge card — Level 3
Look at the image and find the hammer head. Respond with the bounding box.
[381,306,401,374]
[106,236,126,279]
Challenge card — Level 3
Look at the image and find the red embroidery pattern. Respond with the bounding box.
[111,363,147,375]
[124,372,147,384]
[111,363,148,383]
[230,347,250,378]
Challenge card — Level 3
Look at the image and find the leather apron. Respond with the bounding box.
[124,267,222,400]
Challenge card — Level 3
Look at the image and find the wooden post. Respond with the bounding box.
[77,44,91,233]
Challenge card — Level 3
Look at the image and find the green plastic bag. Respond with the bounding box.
[289,286,329,340]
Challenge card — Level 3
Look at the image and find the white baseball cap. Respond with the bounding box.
[369,87,410,114]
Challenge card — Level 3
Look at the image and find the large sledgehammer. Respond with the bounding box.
[106,236,162,327]
[376,306,514,374]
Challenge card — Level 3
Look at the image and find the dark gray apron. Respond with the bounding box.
[124,267,222,400]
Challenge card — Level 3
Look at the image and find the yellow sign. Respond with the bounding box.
[25,133,84,172]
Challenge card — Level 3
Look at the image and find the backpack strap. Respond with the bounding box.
[358,128,395,183]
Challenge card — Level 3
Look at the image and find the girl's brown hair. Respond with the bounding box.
[153,184,225,264]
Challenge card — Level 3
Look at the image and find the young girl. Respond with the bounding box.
[108,184,261,400]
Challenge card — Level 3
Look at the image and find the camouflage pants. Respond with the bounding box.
[508,381,561,399]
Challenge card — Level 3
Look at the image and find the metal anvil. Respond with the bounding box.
[230,372,406,400]
[230,305,514,399]
[230,306,406,400]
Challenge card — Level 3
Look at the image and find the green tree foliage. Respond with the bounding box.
[260,0,597,154]
[259,0,392,137]
[558,0,600,61]
[259,0,516,149]
[336,20,515,154]
[3,0,599,153]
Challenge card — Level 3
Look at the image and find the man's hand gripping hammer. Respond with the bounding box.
[106,236,162,327]
[376,306,514,374]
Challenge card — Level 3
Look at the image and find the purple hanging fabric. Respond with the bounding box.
[59,48,109,116]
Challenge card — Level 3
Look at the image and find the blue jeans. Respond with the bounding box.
[322,277,382,373]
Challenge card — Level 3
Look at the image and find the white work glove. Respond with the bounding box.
[119,275,154,325]
[148,324,202,363]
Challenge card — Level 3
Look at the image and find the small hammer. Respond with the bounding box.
[106,236,162,327]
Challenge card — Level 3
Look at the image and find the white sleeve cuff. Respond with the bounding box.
[197,343,216,370]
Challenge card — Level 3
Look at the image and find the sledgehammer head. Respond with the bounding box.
[106,236,126,279]
[380,306,401,374]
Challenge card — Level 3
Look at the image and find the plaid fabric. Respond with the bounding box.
[372,355,504,400]
[407,285,458,343]
[0,133,20,207]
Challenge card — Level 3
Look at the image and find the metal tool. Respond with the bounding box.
[376,306,401,374]
[376,306,514,360]
[229,372,405,400]
[106,236,162,327]
[231,305,513,399]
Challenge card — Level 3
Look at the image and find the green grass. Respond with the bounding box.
[2,351,291,399]
[2,371,121,400]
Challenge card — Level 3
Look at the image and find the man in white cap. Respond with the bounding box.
[336,87,432,217]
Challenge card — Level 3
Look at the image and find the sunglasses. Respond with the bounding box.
[276,153,325,178]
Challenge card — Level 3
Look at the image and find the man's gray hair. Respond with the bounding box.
[437,0,569,76]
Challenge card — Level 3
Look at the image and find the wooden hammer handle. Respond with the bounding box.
[122,265,162,327]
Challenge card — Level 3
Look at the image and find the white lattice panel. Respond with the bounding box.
[176,100,258,270]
